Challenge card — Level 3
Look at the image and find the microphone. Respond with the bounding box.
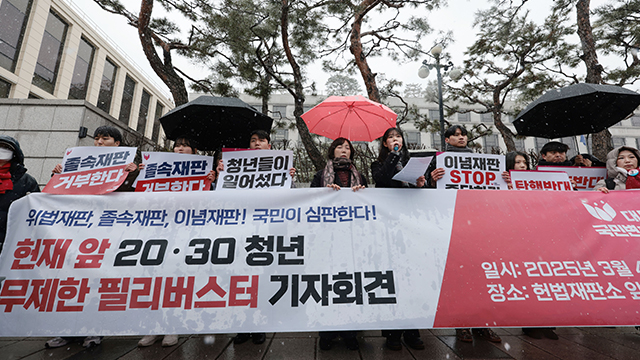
[393,145,399,152]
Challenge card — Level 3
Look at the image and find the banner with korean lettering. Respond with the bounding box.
[436,152,508,190]
[510,170,573,191]
[0,189,456,336]
[134,152,213,192]
[537,166,606,191]
[433,190,640,328]
[219,149,292,190]
[43,147,137,195]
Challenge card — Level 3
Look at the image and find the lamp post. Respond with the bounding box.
[418,44,462,149]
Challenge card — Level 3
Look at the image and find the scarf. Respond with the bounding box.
[444,144,473,153]
[0,163,13,194]
[321,158,362,187]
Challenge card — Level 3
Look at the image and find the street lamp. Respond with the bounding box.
[418,44,462,149]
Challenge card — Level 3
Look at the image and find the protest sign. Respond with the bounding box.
[219,150,293,190]
[436,152,507,190]
[134,152,213,192]
[510,170,573,191]
[43,147,137,195]
[537,166,606,191]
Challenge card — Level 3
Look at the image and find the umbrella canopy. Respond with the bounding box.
[301,95,397,141]
[159,96,273,150]
[513,83,640,139]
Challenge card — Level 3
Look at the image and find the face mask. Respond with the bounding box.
[0,148,13,161]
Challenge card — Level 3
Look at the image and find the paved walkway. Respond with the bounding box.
[2,327,640,360]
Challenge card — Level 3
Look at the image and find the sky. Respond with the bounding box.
[65,0,616,104]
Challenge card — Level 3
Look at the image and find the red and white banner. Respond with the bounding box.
[436,152,508,190]
[537,166,606,191]
[134,152,213,192]
[1,189,640,336]
[219,149,293,190]
[42,147,136,195]
[510,170,573,191]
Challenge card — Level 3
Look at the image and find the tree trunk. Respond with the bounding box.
[350,0,381,103]
[492,89,516,152]
[138,0,189,106]
[281,0,324,170]
[576,0,610,161]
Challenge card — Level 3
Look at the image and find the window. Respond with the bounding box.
[612,120,623,127]
[118,75,136,123]
[406,130,421,148]
[273,129,288,146]
[32,11,68,93]
[513,137,525,151]
[68,37,95,100]
[0,78,11,98]
[631,116,640,127]
[560,137,578,158]
[97,59,117,113]
[535,137,547,154]
[431,133,442,150]
[273,105,287,119]
[0,0,33,72]
[428,109,439,121]
[484,135,499,152]
[612,136,626,148]
[137,90,150,134]
[152,102,164,142]
[457,113,470,122]
[481,113,493,124]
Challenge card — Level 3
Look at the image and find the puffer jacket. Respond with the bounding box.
[594,146,640,191]
[0,135,40,249]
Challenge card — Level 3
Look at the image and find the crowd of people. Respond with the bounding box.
[0,123,636,352]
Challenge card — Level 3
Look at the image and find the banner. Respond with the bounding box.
[2,189,640,336]
[43,147,137,195]
[134,152,213,192]
[436,152,508,190]
[537,166,606,191]
[510,170,573,191]
[0,189,454,336]
[219,149,293,190]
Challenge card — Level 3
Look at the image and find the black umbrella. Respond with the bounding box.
[513,83,640,138]
[159,96,273,150]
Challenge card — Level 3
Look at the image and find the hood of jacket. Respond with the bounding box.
[605,146,640,179]
[0,135,27,179]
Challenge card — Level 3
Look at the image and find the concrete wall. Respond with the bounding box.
[0,99,158,187]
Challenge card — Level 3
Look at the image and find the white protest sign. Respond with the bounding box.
[392,157,432,186]
[510,170,573,191]
[436,152,508,190]
[219,149,293,190]
[537,166,606,191]
[134,152,213,192]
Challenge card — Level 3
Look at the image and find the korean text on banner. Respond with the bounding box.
[434,190,640,328]
[510,170,573,191]
[0,189,456,336]
[42,147,137,195]
[134,152,213,192]
[537,166,606,191]
[436,152,508,190]
[219,149,293,190]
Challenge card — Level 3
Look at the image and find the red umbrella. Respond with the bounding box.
[301,95,397,141]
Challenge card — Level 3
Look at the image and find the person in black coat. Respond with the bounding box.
[370,128,426,351]
[0,135,40,253]
[311,137,365,351]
